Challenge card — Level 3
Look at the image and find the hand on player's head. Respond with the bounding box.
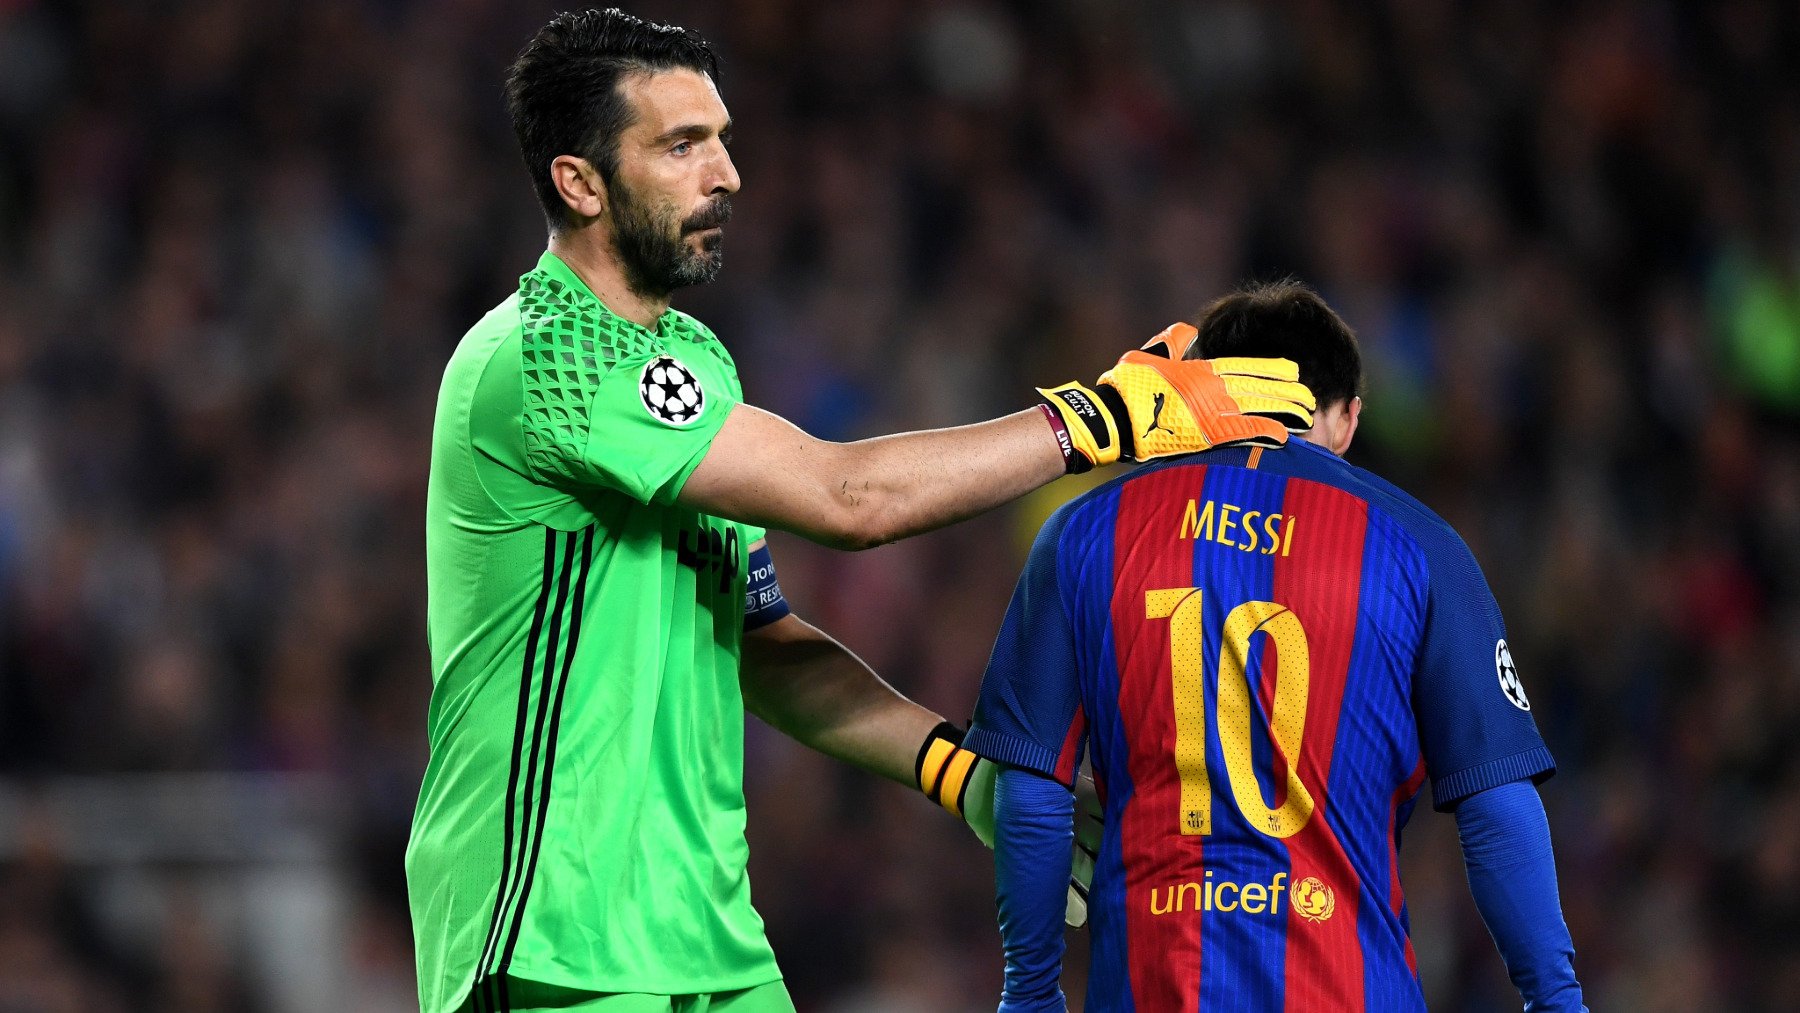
[1037,325,1318,472]
[1129,323,1316,432]
[1100,331,1316,458]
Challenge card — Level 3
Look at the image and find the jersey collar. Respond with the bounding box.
[533,250,678,338]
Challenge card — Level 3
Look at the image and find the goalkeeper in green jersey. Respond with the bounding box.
[408,9,1316,1013]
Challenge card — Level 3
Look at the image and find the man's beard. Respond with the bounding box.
[606,181,731,300]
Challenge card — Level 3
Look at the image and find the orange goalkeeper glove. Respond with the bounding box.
[1037,323,1316,472]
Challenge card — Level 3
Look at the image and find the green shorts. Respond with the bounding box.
[463,978,795,1013]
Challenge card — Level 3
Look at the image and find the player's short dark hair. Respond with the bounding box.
[1186,280,1363,411]
[505,8,720,231]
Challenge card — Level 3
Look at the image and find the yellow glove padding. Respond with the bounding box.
[1039,323,1316,471]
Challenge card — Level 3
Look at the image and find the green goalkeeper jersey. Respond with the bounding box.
[408,251,779,1013]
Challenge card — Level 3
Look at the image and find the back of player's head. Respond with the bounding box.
[506,8,720,231]
[1186,280,1363,411]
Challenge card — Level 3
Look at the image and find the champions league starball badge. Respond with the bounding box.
[1496,639,1530,711]
[640,355,705,426]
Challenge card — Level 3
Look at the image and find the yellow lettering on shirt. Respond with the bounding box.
[1178,499,1216,541]
[1176,499,1298,557]
[1148,871,1300,919]
[1262,513,1283,555]
[1217,504,1240,546]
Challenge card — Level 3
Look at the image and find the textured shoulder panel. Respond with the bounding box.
[517,272,659,484]
[667,309,735,374]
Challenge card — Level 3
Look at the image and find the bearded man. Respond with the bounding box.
[406,10,1316,1013]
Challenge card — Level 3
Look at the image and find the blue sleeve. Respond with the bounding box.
[966,505,1085,787]
[1411,521,1555,809]
[995,766,1073,1013]
[1455,780,1586,1012]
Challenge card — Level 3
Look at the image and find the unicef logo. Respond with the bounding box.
[1496,640,1530,711]
[639,356,705,426]
[1293,877,1335,923]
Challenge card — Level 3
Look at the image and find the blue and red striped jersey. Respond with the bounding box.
[966,440,1555,1012]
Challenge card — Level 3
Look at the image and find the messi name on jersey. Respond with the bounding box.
[1176,497,1297,556]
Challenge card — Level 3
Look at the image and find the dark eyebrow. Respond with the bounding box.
[651,119,733,147]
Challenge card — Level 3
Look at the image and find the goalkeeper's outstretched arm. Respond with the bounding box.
[686,405,1067,552]
[678,333,1312,551]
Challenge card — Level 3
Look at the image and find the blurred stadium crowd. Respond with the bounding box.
[2,0,1798,1010]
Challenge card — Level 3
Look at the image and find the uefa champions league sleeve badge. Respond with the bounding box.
[639,355,706,426]
[1496,640,1530,711]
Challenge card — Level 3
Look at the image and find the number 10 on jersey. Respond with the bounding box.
[1145,588,1317,840]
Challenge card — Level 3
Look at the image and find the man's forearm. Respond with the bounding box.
[682,405,1066,551]
[996,766,1073,1013]
[739,614,941,786]
[823,408,1067,547]
[1455,780,1586,1012]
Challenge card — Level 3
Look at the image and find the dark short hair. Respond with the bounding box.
[505,8,720,230]
[1186,280,1363,410]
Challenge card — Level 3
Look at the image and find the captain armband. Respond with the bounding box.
[743,543,791,632]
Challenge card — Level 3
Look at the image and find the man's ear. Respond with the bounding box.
[550,155,606,222]
[1334,396,1362,456]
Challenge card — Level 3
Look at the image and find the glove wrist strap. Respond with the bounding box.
[1091,382,1132,460]
[916,721,980,819]
[1036,382,1121,472]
